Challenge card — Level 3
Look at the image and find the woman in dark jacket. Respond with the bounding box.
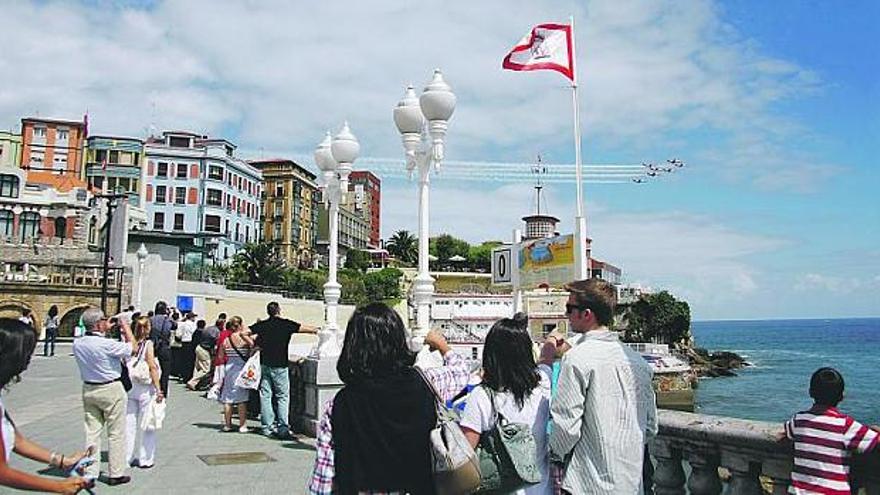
[307,303,469,494]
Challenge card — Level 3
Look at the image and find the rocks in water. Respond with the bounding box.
[685,348,749,378]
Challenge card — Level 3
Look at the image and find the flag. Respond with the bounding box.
[83,112,89,137]
[502,23,574,82]
[101,155,108,171]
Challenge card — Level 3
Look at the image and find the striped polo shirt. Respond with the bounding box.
[784,405,879,494]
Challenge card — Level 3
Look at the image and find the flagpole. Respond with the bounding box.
[570,14,589,280]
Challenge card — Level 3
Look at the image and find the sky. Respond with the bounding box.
[1,0,877,320]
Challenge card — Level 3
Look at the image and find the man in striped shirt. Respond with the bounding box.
[784,367,879,494]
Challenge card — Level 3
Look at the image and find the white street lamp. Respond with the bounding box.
[312,123,359,358]
[394,69,456,349]
[135,243,148,310]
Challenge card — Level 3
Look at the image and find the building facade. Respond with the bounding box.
[20,117,86,179]
[316,197,370,268]
[143,132,262,263]
[348,170,381,248]
[250,159,319,268]
[0,131,22,168]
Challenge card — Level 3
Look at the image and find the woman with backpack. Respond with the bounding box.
[459,313,554,495]
[125,317,164,469]
[307,303,469,495]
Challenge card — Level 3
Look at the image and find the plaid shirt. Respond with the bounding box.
[307,352,469,495]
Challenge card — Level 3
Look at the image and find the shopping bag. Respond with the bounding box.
[140,398,166,431]
[234,351,261,390]
[206,365,225,401]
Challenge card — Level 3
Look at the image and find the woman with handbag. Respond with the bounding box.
[125,317,164,469]
[307,303,470,495]
[43,305,60,357]
[459,314,553,494]
[218,317,254,433]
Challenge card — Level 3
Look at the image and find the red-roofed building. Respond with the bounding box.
[20,117,87,180]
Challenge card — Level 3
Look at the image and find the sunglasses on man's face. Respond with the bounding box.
[565,304,589,315]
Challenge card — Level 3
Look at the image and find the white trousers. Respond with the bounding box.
[125,383,157,466]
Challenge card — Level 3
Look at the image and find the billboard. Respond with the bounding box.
[518,234,575,289]
[491,247,512,285]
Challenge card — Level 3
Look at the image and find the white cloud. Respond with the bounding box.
[0,0,832,189]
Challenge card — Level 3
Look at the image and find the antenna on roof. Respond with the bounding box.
[148,100,158,138]
[531,154,548,215]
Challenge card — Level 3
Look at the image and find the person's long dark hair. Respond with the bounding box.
[154,301,168,316]
[48,305,58,318]
[337,303,415,383]
[482,313,540,408]
[0,318,37,389]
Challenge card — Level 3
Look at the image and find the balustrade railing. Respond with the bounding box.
[0,262,123,291]
[650,410,879,495]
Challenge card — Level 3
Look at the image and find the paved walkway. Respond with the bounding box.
[1,345,317,494]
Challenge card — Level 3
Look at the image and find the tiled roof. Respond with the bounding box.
[26,171,87,192]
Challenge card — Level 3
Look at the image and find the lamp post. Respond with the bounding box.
[394,69,456,349]
[135,243,148,310]
[312,123,360,358]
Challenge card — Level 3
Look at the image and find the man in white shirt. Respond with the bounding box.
[548,279,658,495]
[176,312,198,382]
[72,307,135,486]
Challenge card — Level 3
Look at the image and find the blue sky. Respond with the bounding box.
[0,0,877,320]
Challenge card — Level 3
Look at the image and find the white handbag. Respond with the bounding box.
[140,398,166,431]
[129,342,153,385]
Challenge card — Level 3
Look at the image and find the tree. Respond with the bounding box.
[430,234,470,262]
[622,291,691,346]
[468,241,502,272]
[339,268,368,306]
[386,230,418,264]
[363,267,403,305]
[284,269,326,299]
[344,249,371,273]
[227,242,286,286]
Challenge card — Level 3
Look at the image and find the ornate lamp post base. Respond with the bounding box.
[410,273,435,349]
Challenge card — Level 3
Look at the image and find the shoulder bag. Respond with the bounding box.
[474,387,542,494]
[416,367,481,495]
[129,341,157,386]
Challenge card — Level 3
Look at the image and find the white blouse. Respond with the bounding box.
[0,397,15,462]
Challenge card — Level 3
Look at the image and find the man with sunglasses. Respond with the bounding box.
[547,279,658,495]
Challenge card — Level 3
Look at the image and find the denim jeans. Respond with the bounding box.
[44,329,57,356]
[259,365,290,433]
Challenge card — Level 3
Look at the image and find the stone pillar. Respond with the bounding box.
[685,445,722,495]
[722,450,763,495]
[651,439,686,495]
[762,457,792,495]
[299,356,342,437]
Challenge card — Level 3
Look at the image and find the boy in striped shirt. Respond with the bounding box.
[784,367,879,494]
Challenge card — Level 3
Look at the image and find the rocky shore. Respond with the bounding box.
[685,347,750,378]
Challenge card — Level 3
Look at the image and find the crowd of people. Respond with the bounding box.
[0,277,877,494]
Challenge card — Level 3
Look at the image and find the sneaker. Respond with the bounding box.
[106,476,131,486]
[261,428,276,438]
[221,425,233,432]
[238,426,250,433]
[129,459,139,468]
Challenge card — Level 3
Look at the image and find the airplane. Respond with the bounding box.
[646,171,658,177]
[632,178,645,183]
[642,162,658,171]
[667,159,684,167]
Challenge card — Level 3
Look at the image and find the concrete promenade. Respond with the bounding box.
[1,345,317,494]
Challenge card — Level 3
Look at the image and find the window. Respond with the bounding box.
[175,187,186,205]
[276,183,284,197]
[206,188,222,206]
[19,211,40,242]
[168,136,190,148]
[57,128,69,141]
[30,150,44,166]
[235,223,240,242]
[153,212,165,230]
[245,225,250,242]
[0,175,19,198]
[53,155,67,171]
[109,150,119,164]
[176,163,188,179]
[274,202,283,217]
[208,165,223,180]
[273,222,282,240]
[0,210,12,237]
[155,185,167,203]
[157,162,168,178]
[204,215,221,233]
[174,213,184,231]
[33,127,46,138]
[95,149,107,164]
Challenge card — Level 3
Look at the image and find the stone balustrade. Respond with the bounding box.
[650,410,880,495]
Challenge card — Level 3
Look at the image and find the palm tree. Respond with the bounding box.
[229,241,287,286]
[385,230,418,264]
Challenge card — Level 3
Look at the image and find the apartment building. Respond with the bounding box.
[20,117,86,178]
[143,132,262,262]
[249,158,319,269]
[349,170,381,248]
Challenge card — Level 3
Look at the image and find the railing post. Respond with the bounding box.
[651,439,686,495]
[722,450,763,495]
[761,457,792,495]
[685,445,722,495]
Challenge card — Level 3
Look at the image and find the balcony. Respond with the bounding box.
[648,410,879,494]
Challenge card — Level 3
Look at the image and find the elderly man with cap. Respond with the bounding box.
[72,307,135,486]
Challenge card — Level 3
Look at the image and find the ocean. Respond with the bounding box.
[691,318,879,425]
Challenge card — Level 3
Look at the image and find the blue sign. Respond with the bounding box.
[176,295,193,312]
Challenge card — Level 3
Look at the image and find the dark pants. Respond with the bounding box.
[180,342,195,382]
[43,329,57,356]
[157,351,171,397]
